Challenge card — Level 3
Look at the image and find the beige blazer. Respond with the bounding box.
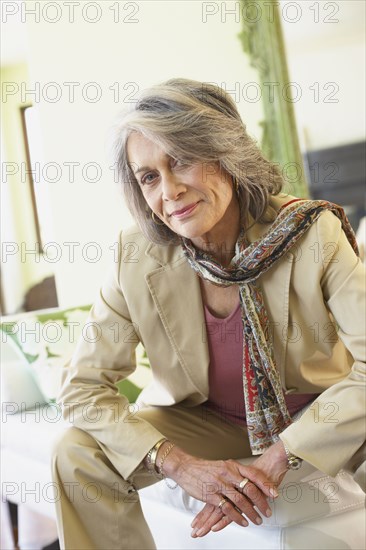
[59,195,366,479]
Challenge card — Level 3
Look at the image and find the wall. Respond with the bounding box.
[280,0,365,151]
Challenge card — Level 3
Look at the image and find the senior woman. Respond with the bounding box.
[53,78,365,549]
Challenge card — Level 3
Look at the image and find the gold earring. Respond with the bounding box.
[233,178,239,194]
[151,211,165,225]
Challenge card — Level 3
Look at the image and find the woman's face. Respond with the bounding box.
[127,132,239,245]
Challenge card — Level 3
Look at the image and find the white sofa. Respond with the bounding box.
[1,308,365,550]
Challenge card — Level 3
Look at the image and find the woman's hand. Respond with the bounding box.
[189,440,289,537]
[157,442,278,533]
[252,440,289,486]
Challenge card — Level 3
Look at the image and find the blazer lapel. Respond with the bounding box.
[145,244,210,398]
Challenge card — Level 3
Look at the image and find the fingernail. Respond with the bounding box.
[191,528,198,537]
[269,488,278,498]
[196,528,205,537]
[241,519,248,527]
[256,517,263,525]
[266,508,272,517]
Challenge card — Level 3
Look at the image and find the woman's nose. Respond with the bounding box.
[161,173,186,201]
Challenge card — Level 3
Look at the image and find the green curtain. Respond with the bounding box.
[238,0,309,197]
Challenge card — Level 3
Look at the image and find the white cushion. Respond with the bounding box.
[0,307,90,402]
[1,337,47,411]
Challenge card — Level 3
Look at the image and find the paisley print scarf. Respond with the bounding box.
[181,199,359,454]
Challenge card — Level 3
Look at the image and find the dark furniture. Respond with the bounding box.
[304,141,366,231]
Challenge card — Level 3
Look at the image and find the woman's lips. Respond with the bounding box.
[170,202,200,219]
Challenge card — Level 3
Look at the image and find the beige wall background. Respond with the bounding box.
[1,0,365,312]
[280,0,365,150]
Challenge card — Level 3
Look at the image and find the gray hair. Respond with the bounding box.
[114,78,284,245]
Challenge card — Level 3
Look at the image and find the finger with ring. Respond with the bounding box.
[238,477,250,490]
[218,497,228,511]
[217,495,249,528]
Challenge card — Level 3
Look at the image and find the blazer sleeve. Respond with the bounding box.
[279,211,366,477]
[57,231,165,480]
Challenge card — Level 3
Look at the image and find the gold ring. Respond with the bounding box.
[218,497,227,510]
[239,477,249,490]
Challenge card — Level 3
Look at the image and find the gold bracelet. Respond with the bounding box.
[157,442,175,476]
[146,438,167,476]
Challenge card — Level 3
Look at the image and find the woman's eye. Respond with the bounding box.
[141,172,157,185]
[172,158,186,168]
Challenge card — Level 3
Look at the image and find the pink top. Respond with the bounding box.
[204,301,318,426]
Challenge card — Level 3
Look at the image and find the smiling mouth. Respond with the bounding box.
[170,202,200,218]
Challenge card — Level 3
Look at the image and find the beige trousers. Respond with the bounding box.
[52,404,252,549]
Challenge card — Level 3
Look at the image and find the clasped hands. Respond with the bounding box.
[159,440,289,538]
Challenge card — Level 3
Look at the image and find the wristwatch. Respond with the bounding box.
[283,444,303,470]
